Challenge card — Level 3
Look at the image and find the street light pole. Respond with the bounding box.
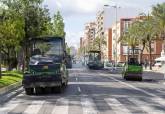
[115,6,118,69]
[104,4,120,69]
[112,5,120,69]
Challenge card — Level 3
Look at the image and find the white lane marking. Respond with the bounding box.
[23,100,45,114]
[99,73,165,108]
[81,97,98,114]
[105,98,132,114]
[51,98,69,114]
[156,90,165,94]
[129,98,165,114]
[78,86,81,93]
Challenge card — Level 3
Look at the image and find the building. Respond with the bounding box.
[96,6,140,60]
[84,22,96,51]
[109,17,163,63]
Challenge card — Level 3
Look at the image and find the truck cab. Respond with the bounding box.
[87,50,104,70]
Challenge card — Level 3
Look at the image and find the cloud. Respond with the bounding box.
[43,0,108,17]
[65,31,84,48]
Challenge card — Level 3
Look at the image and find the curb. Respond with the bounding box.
[0,82,22,96]
[0,82,23,104]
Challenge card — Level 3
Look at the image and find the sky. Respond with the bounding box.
[42,0,165,48]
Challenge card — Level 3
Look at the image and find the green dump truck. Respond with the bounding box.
[87,50,104,70]
[22,37,69,95]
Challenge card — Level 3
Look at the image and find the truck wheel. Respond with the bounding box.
[65,80,68,87]
[35,87,43,95]
[57,85,62,93]
[25,88,33,95]
[44,87,52,94]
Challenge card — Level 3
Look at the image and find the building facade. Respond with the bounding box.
[109,17,163,63]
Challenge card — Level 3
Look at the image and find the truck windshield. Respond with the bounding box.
[89,53,100,61]
[32,40,63,56]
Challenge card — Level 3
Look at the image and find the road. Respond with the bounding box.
[1,63,165,114]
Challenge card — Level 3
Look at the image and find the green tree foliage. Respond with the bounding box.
[53,11,65,38]
[93,37,106,51]
[0,7,25,71]
[152,3,165,36]
[0,0,61,72]
[119,24,139,58]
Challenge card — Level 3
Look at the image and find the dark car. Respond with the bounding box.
[22,37,69,95]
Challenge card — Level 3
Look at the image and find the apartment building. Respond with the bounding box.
[96,7,140,60]
[109,18,163,63]
[84,22,96,51]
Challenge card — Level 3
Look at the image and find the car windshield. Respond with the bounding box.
[32,40,63,56]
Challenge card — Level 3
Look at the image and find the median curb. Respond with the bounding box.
[0,82,23,104]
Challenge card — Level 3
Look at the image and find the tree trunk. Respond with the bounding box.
[22,45,26,72]
[149,41,152,70]
[7,47,12,71]
[0,46,2,78]
[132,46,135,59]
[140,44,145,64]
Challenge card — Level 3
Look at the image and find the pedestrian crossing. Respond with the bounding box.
[1,95,165,114]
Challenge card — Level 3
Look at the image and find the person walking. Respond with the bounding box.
[144,59,148,69]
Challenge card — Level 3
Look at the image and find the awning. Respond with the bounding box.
[155,56,165,61]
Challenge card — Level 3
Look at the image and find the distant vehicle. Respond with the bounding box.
[22,36,69,95]
[87,50,104,70]
[122,49,142,81]
[122,57,143,81]
[154,56,165,67]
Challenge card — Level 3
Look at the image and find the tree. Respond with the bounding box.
[119,24,139,59]
[0,7,25,70]
[1,0,53,71]
[93,37,106,51]
[152,3,165,53]
[53,11,65,38]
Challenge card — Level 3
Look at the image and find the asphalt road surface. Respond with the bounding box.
[1,63,165,114]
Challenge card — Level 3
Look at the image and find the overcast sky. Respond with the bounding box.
[43,0,165,48]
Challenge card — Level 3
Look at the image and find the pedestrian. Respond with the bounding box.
[144,59,148,69]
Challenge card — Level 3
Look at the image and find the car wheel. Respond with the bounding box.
[25,88,33,95]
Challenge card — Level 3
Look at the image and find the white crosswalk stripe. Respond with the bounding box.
[105,98,132,114]
[129,97,165,114]
[2,95,165,114]
[0,100,20,114]
[23,100,45,114]
[81,97,98,114]
[0,94,24,114]
[51,98,69,114]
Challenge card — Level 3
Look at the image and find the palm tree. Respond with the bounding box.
[119,24,139,60]
[152,3,165,54]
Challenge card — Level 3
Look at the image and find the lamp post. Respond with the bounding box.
[104,4,120,69]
